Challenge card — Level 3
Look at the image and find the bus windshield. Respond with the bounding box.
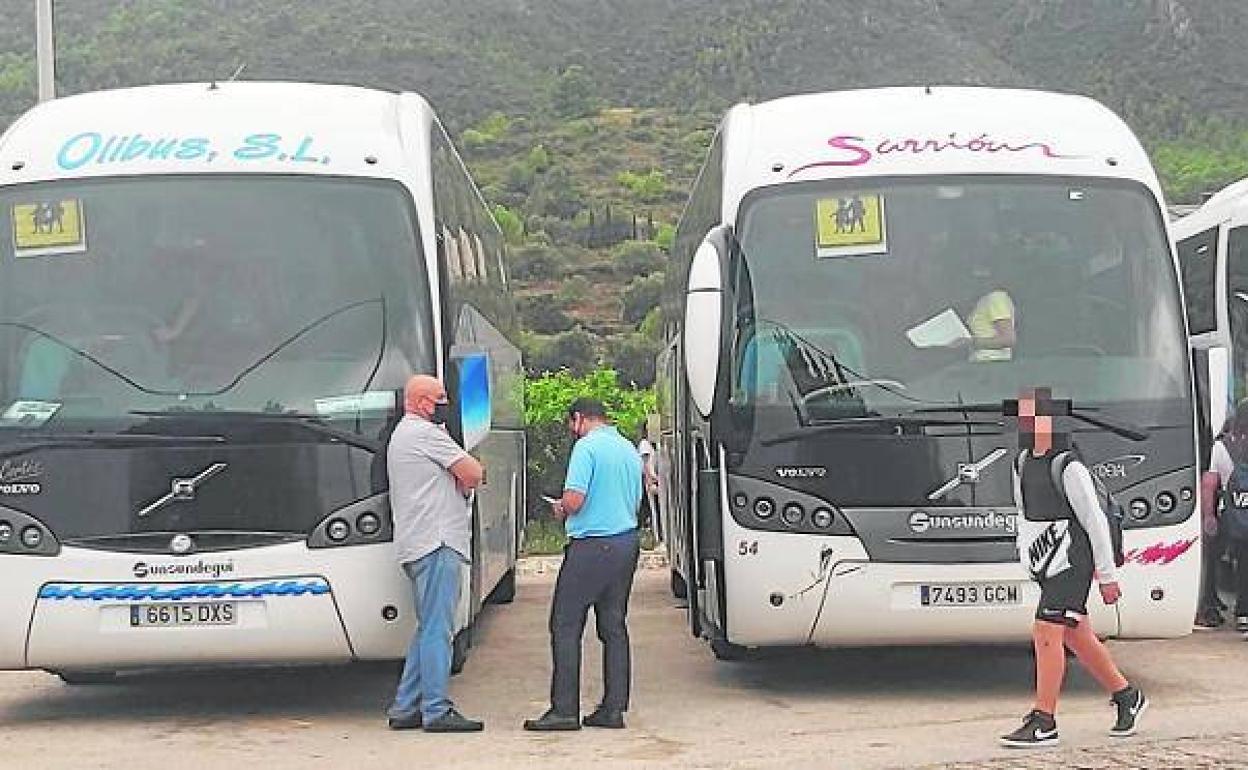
[731,176,1189,435]
[0,175,432,430]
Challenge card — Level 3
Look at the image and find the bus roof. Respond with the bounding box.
[1172,178,1248,239]
[719,86,1164,220]
[0,81,436,185]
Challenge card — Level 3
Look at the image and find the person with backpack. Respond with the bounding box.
[1205,402,1248,635]
[999,388,1147,748]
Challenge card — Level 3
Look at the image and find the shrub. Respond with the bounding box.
[492,204,525,244]
[638,307,664,341]
[522,368,655,520]
[557,275,591,305]
[612,240,666,278]
[510,243,563,281]
[616,169,669,203]
[621,273,665,325]
[550,65,600,119]
[527,327,599,376]
[607,333,662,388]
[519,295,574,334]
[654,223,676,251]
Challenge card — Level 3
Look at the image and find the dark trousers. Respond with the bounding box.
[1235,540,1248,616]
[1199,532,1225,613]
[549,529,640,715]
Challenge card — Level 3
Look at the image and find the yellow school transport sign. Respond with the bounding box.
[814,194,887,258]
[12,199,87,258]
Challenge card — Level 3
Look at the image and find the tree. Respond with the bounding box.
[608,333,661,387]
[550,64,599,119]
[654,223,676,252]
[621,273,666,326]
[613,240,666,278]
[519,295,574,334]
[492,204,525,244]
[522,368,656,518]
[510,243,563,281]
[616,169,669,203]
[527,327,599,376]
[557,275,591,305]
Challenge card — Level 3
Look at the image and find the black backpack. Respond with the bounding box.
[1049,451,1126,568]
[1222,461,1248,542]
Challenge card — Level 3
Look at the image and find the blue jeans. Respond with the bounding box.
[388,546,465,722]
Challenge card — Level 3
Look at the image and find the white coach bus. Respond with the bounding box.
[0,82,525,682]
[657,87,1200,659]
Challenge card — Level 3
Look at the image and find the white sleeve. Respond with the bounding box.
[1062,461,1117,584]
[1011,453,1024,516]
[1213,441,1234,487]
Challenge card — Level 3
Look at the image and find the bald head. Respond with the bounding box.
[404,375,447,420]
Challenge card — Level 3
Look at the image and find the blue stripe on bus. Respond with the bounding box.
[38,579,330,602]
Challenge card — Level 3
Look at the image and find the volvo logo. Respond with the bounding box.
[927,448,1008,500]
[775,466,827,479]
[139,463,228,518]
[169,534,195,555]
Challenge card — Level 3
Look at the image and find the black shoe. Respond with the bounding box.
[523,709,582,731]
[1194,608,1224,630]
[387,713,422,730]
[423,708,484,733]
[582,707,625,729]
[1109,686,1148,737]
[1236,615,1248,633]
[999,710,1059,748]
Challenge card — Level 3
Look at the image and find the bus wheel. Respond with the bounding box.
[670,569,688,599]
[450,627,472,676]
[56,670,117,685]
[709,639,749,662]
[488,569,516,605]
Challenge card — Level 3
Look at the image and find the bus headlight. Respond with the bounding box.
[1154,492,1176,514]
[811,508,835,529]
[356,512,382,536]
[732,492,749,509]
[0,521,11,544]
[753,498,775,519]
[326,518,351,542]
[1128,498,1150,520]
[781,503,804,526]
[20,526,43,549]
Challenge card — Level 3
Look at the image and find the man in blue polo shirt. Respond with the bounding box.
[524,398,643,732]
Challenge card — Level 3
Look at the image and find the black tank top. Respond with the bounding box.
[1019,450,1093,572]
[1020,452,1071,522]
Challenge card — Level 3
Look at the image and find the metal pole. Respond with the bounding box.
[36,0,56,102]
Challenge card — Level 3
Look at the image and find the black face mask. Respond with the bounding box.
[430,401,451,426]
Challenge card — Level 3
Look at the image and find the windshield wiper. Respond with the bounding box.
[0,432,225,461]
[912,402,1149,442]
[762,414,1003,447]
[130,409,383,454]
[0,321,155,393]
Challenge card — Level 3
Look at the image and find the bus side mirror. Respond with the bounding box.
[685,233,726,418]
[447,348,492,452]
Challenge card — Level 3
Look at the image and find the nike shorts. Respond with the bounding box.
[1035,567,1093,627]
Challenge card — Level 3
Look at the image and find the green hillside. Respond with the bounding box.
[3,0,1248,382]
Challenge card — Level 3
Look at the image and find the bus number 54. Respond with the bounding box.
[738,540,759,556]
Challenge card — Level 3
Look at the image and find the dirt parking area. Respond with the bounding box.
[2,568,1246,769]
